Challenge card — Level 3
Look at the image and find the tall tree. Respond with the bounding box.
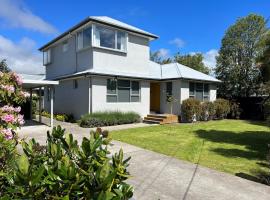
[257,32,270,82]
[0,59,10,72]
[174,53,210,74]
[150,51,172,64]
[215,14,267,98]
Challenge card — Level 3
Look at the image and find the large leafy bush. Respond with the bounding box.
[0,126,134,199]
[79,111,140,128]
[214,98,230,119]
[201,101,215,121]
[181,98,202,122]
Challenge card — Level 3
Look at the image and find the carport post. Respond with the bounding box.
[39,87,42,123]
[50,86,54,128]
[30,89,32,120]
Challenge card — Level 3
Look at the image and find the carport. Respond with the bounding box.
[22,76,59,128]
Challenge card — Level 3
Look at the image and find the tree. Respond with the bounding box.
[174,53,210,74]
[0,59,10,73]
[257,31,270,82]
[215,14,267,98]
[150,51,172,64]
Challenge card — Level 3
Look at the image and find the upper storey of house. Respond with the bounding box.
[39,16,158,79]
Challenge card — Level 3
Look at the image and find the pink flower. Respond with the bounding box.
[14,106,21,113]
[11,72,23,85]
[1,114,15,123]
[0,72,3,77]
[1,128,13,140]
[0,84,15,93]
[1,105,15,112]
[17,114,24,125]
[20,91,30,98]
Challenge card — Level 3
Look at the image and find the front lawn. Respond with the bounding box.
[111,120,270,182]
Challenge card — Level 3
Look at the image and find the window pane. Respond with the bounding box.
[166,82,172,96]
[117,31,126,51]
[107,79,116,94]
[118,88,130,102]
[107,95,117,102]
[97,26,115,49]
[131,96,140,102]
[131,81,139,94]
[83,27,92,48]
[77,31,83,50]
[204,84,209,95]
[196,83,203,91]
[196,90,203,101]
[189,82,195,95]
[118,80,130,88]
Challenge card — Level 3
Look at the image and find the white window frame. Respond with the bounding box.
[43,49,51,65]
[189,82,210,102]
[106,79,140,103]
[93,24,127,53]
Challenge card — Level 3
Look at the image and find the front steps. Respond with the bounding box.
[143,114,178,124]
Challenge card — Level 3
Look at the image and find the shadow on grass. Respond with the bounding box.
[195,129,270,184]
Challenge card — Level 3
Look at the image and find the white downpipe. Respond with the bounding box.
[50,87,54,128]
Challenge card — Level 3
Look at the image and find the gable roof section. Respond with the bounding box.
[39,16,158,51]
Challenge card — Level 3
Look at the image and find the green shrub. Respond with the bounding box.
[0,126,134,199]
[41,111,75,123]
[229,101,242,119]
[214,98,230,119]
[201,101,215,121]
[79,111,141,128]
[181,98,202,122]
[264,99,270,120]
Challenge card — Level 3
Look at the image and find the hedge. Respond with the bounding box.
[79,111,141,128]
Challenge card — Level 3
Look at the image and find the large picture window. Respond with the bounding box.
[107,79,140,102]
[77,26,92,50]
[94,25,127,52]
[189,82,209,101]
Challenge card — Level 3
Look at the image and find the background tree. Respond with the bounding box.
[257,31,270,82]
[150,51,172,64]
[174,53,210,74]
[215,14,267,98]
[0,59,10,73]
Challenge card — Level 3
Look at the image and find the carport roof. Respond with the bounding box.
[20,74,59,89]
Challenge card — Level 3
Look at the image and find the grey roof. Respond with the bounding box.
[51,62,220,83]
[19,74,45,80]
[39,16,158,51]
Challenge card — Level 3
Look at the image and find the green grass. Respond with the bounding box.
[111,120,270,181]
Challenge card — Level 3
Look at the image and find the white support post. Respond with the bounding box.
[30,89,33,120]
[50,87,54,128]
[39,87,42,123]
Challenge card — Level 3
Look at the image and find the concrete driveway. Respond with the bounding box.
[18,120,270,200]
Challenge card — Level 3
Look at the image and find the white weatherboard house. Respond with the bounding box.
[40,16,220,120]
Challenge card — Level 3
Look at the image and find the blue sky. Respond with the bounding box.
[0,0,269,74]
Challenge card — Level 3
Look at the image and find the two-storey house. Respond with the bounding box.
[40,16,220,119]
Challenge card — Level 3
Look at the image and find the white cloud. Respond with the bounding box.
[0,0,58,34]
[0,35,44,74]
[169,38,185,48]
[202,49,219,70]
[157,48,170,58]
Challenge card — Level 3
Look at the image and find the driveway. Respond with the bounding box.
[18,119,270,200]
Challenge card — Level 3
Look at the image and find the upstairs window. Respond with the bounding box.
[43,49,51,65]
[94,25,127,52]
[62,41,69,52]
[77,26,92,50]
[189,82,209,102]
[107,79,140,102]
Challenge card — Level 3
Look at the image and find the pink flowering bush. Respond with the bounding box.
[0,72,28,140]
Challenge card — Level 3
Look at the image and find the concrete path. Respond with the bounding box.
[18,120,270,200]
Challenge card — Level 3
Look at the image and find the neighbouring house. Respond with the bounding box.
[39,16,220,120]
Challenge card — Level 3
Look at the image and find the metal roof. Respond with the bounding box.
[49,62,220,83]
[39,16,158,51]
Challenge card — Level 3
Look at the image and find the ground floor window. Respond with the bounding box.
[107,79,140,102]
[189,82,209,101]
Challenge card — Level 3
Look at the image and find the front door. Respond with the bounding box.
[150,82,160,112]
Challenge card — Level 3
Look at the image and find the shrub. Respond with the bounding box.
[201,101,215,121]
[264,99,270,120]
[214,98,230,119]
[0,126,134,199]
[229,101,242,119]
[41,111,75,123]
[181,98,202,122]
[79,111,141,128]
